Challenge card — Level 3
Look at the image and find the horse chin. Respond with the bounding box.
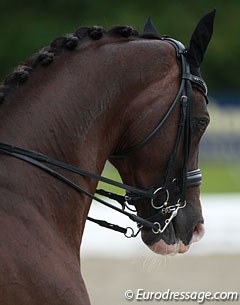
[148,240,190,255]
[145,223,205,256]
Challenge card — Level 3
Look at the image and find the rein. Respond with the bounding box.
[0,143,157,237]
[0,37,207,238]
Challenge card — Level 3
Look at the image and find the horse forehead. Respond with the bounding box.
[192,90,209,115]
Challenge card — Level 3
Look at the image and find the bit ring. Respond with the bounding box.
[151,187,169,209]
[152,222,161,234]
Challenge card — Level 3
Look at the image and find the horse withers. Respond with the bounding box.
[0,11,215,305]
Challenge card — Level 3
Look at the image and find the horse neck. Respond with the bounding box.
[0,47,126,166]
[0,48,126,250]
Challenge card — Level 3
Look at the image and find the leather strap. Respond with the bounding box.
[0,143,157,231]
[0,142,154,199]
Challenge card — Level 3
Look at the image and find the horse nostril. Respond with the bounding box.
[191,223,205,244]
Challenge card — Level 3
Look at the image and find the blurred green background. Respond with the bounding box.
[0,0,239,193]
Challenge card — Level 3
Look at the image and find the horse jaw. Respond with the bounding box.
[148,223,205,255]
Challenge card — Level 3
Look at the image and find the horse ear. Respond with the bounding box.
[143,17,159,35]
[188,9,216,68]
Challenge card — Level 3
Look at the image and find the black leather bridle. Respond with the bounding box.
[0,37,207,238]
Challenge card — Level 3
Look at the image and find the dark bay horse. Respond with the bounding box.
[0,11,215,305]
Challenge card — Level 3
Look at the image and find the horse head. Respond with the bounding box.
[110,10,216,255]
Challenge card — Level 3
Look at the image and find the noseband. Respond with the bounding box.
[0,37,207,238]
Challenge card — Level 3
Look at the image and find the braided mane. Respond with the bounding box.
[0,25,160,104]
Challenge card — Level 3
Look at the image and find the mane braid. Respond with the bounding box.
[0,24,159,104]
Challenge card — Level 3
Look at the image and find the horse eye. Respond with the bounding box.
[196,119,209,133]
